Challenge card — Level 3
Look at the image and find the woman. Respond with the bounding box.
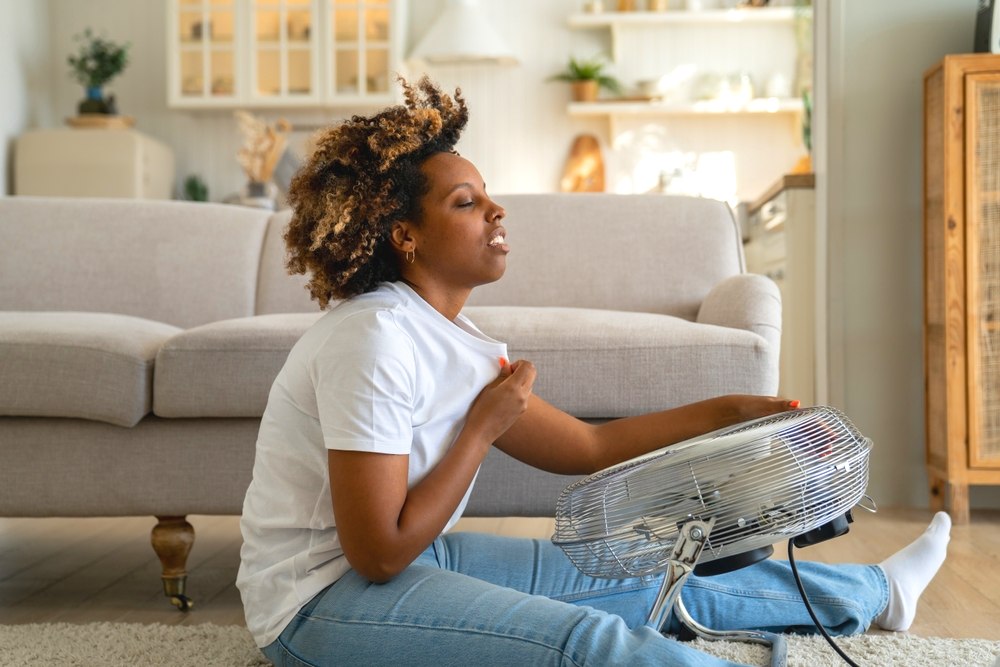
[237,77,950,666]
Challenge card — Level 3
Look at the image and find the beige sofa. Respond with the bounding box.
[0,193,780,610]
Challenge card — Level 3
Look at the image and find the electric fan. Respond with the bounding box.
[552,406,873,666]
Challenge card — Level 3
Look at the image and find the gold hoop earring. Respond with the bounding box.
[405,249,415,264]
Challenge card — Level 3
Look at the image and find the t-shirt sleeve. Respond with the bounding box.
[311,309,415,455]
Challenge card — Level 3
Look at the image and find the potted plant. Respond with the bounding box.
[67,28,131,115]
[183,175,209,202]
[549,55,623,102]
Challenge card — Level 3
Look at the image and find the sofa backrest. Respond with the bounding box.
[0,197,272,328]
[255,210,316,315]
[470,194,745,320]
[254,194,746,320]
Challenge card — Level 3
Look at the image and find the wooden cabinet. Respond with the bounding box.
[924,54,1000,524]
[15,129,175,200]
[744,174,816,407]
[167,0,402,108]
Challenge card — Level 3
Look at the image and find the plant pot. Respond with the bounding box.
[78,86,109,114]
[571,80,600,103]
[240,180,277,210]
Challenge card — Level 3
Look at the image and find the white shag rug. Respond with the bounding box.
[0,623,996,666]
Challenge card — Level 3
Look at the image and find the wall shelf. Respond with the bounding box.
[569,7,800,29]
[569,7,807,61]
[561,3,810,200]
[567,97,804,117]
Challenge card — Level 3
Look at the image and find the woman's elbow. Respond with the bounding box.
[356,562,403,584]
[344,547,409,583]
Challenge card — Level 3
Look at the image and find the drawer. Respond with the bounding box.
[760,191,787,232]
[757,228,786,265]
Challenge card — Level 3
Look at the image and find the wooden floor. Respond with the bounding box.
[0,508,997,640]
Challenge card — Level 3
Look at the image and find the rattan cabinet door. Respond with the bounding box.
[965,73,1000,470]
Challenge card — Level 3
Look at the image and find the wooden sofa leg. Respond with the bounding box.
[151,515,195,611]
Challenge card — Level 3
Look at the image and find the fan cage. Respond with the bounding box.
[552,407,871,579]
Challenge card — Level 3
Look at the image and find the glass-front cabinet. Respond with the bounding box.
[173,0,241,104]
[168,0,401,108]
[329,0,393,99]
[249,0,320,104]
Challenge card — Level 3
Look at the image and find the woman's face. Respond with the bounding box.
[409,152,508,290]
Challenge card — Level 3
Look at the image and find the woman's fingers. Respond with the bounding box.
[508,360,536,391]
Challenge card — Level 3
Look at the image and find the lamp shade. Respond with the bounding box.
[409,0,518,66]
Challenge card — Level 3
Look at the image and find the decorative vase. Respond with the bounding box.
[240,180,277,210]
[790,154,812,175]
[78,86,109,114]
[571,80,600,102]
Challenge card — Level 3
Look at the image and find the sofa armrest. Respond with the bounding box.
[696,274,782,356]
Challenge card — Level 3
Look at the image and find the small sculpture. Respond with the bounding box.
[560,134,605,193]
[234,111,293,206]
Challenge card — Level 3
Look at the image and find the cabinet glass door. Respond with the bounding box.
[329,0,393,101]
[177,0,238,101]
[966,72,1000,469]
[250,0,320,103]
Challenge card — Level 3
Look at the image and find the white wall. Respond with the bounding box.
[41,0,601,200]
[45,0,237,200]
[37,0,802,201]
[403,0,607,194]
[396,0,805,200]
[0,0,54,195]
[828,0,1000,509]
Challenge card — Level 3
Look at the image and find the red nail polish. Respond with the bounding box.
[499,357,507,368]
[789,400,800,408]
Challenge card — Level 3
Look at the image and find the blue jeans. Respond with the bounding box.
[262,532,887,666]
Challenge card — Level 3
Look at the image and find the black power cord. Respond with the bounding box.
[787,539,861,667]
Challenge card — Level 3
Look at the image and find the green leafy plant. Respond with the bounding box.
[183,175,209,202]
[802,89,812,152]
[549,55,623,95]
[67,29,131,89]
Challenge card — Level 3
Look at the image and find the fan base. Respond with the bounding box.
[792,511,854,548]
[693,545,775,577]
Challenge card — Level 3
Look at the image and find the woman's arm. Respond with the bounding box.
[495,390,796,476]
[329,361,536,583]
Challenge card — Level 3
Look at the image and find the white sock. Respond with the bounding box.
[875,512,951,632]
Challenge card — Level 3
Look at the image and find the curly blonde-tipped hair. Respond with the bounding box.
[284,76,469,307]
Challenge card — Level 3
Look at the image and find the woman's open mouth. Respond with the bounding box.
[487,230,509,253]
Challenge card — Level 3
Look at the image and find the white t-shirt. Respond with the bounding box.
[237,281,508,648]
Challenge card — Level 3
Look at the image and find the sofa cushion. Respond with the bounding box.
[0,312,181,427]
[154,312,323,418]
[464,306,775,417]
[255,211,318,315]
[157,306,773,421]
[0,197,272,328]
[469,194,744,321]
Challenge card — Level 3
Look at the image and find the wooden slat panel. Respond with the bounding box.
[925,64,949,473]
[966,72,1000,469]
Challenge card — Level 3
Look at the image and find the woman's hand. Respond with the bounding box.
[716,394,801,427]
[328,359,537,584]
[465,359,537,445]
